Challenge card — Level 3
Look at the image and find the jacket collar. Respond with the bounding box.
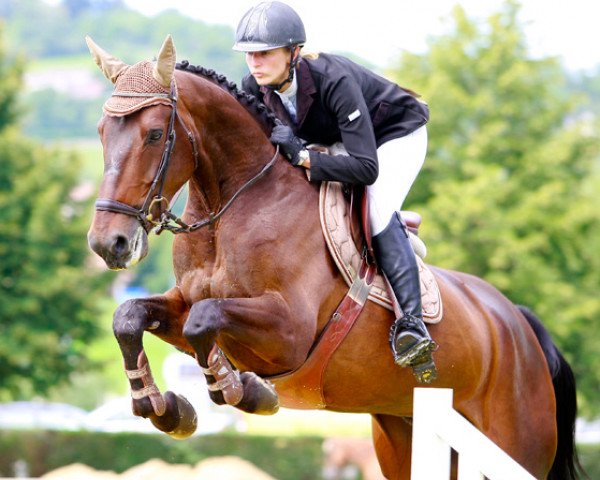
[294,59,316,127]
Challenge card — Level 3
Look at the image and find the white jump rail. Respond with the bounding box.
[411,388,536,480]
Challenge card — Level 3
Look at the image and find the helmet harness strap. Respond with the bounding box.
[266,47,300,91]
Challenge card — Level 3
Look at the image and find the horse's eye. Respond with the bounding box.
[147,129,163,143]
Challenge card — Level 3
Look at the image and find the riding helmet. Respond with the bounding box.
[233,1,306,52]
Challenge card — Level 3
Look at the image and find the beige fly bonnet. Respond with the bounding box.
[85,35,177,116]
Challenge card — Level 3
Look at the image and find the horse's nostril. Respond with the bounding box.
[112,235,129,257]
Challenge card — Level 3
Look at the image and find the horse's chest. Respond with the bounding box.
[173,235,270,304]
[177,265,252,305]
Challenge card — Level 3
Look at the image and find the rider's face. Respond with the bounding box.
[245,47,290,88]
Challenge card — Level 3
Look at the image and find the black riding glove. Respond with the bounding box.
[270,125,304,166]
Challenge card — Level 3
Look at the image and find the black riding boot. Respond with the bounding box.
[372,212,437,383]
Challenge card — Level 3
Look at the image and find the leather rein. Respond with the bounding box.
[95,87,280,235]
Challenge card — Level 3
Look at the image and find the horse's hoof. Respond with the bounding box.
[167,393,198,439]
[150,391,197,439]
[239,372,280,415]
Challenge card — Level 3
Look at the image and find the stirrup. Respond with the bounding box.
[389,315,437,365]
[393,337,437,368]
[411,354,438,384]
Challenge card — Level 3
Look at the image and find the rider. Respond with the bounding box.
[233,1,437,382]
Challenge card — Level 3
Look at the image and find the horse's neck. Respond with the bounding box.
[181,75,280,214]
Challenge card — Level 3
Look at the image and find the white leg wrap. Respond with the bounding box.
[125,351,166,416]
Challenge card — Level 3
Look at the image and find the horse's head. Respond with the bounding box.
[86,35,198,270]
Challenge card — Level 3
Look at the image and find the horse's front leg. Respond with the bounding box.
[112,287,196,438]
[183,293,303,415]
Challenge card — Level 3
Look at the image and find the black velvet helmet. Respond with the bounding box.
[233,1,306,52]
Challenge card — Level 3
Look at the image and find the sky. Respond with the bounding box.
[121,0,600,72]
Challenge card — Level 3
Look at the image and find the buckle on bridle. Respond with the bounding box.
[146,196,170,223]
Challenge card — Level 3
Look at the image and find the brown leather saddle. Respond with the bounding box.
[319,181,442,322]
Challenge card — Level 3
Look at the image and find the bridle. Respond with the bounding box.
[95,85,279,235]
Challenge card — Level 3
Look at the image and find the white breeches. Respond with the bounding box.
[367,125,428,236]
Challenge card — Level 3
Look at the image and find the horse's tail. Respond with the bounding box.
[517,305,586,480]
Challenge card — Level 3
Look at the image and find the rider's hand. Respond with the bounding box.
[270,125,304,166]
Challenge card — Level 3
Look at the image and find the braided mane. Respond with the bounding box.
[176,61,278,133]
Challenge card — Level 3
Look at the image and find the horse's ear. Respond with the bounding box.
[85,36,129,84]
[153,34,176,88]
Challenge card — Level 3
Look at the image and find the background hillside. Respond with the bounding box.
[1,0,248,140]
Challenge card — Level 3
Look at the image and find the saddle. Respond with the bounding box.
[320,180,442,323]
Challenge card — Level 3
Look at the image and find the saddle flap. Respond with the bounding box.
[319,181,442,323]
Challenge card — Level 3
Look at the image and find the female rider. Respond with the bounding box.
[233,1,437,382]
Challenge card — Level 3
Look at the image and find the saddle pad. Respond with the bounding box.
[319,181,443,324]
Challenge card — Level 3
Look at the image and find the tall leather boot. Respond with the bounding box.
[372,212,438,383]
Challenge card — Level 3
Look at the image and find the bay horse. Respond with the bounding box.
[85,36,582,480]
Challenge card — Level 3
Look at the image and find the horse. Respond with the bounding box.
[85,35,582,480]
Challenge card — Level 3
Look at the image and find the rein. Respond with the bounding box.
[158,145,280,234]
[95,86,280,235]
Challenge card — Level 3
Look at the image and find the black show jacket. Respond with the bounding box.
[242,53,429,185]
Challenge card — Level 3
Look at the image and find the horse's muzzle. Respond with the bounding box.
[88,224,148,270]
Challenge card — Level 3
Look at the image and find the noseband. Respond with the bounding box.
[95,87,279,235]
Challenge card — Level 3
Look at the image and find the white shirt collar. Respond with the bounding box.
[275,71,298,104]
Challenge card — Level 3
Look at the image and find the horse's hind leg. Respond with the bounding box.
[371,414,412,480]
[112,287,196,438]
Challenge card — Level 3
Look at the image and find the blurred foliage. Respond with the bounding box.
[0,25,111,400]
[568,66,600,118]
[22,88,105,140]
[0,429,597,479]
[389,2,600,416]
[0,430,325,480]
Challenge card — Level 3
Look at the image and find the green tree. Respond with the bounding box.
[390,1,600,416]
[22,88,105,140]
[0,27,109,400]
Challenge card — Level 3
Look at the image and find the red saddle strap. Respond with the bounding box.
[350,186,375,264]
[268,260,376,409]
[360,186,373,249]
